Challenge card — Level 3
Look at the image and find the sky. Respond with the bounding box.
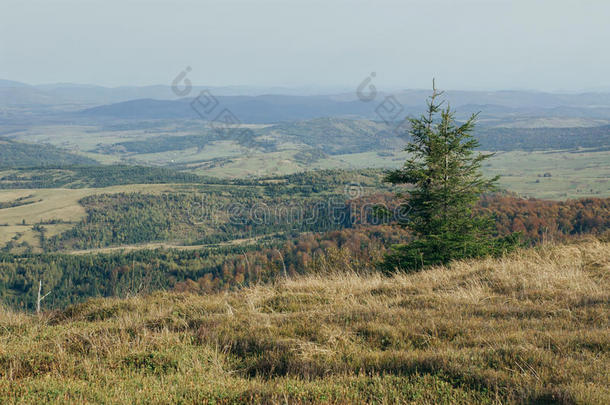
[1,0,609,92]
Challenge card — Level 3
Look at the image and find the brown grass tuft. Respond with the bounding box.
[0,240,608,404]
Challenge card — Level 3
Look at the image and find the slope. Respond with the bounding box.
[1,239,608,404]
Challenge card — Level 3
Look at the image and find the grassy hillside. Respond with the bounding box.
[0,138,97,168]
[1,240,607,404]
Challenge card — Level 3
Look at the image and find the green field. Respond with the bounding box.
[489,150,610,199]
[5,118,609,200]
[0,184,177,253]
[200,149,610,200]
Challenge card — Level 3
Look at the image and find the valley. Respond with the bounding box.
[3,1,610,403]
[1,81,609,405]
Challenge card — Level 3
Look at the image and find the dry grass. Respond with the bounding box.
[0,239,608,404]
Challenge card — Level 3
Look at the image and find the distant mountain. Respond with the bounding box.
[0,81,349,106]
[0,79,29,87]
[386,89,610,109]
[0,86,56,106]
[78,96,379,123]
[0,138,98,168]
[0,82,177,106]
[477,125,610,151]
[3,78,610,124]
[76,95,610,125]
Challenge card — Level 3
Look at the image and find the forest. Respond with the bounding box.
[476,124,610,151]
[0,138,97,168]
[0,165,215,189]
[1,191,608,310]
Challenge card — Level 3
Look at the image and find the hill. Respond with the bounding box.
[71,89,610,124]
[1,239,608,404]
[0,138,98,168]
[90,118,400,157]
[77,96,374,123]
[76,95,610,124]
[85,117,610,161]
[0,165,215,189]
[3,79,610,114]
[0,80,29,88]
[477,125,610,151]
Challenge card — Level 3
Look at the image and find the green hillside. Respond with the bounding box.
[0,138,97,168]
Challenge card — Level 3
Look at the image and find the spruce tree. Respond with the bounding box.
[384,82,516,271]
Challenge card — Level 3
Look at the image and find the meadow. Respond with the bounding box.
[0,239,607,404]
[487,150,610,200]
[6,119,609,199]
[0,184,178,253]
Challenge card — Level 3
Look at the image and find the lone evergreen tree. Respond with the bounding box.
[384,82,517,271]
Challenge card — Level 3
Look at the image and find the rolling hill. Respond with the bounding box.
[78,96,376,123]
[88,117,610,156]
[0,138,98,168]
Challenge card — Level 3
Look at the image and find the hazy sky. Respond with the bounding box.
[2,0,609,91]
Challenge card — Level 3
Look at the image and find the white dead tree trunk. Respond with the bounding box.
[274,249,287,279]
[36,280,51,315]
[242,251,251,283]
